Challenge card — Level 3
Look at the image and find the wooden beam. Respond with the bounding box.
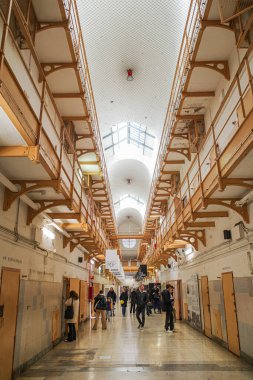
[176,114,204,120]
[182,91,215,98]
[63,116,90,122]
[53,92,84,98]
[164,160,185,165]
[190,60,230,80]
[79,161,100,165]
[185,221,215,228]
[161,171,180,175]
[110,235,144,240]
[61,222,88,231]
[0,146,39,161]
[48,213,81,220]
[192,211,229,219]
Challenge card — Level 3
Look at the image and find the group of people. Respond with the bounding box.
[93,283,175,332]
[64,283,175,341]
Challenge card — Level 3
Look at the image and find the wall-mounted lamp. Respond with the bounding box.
[42,227,55,240]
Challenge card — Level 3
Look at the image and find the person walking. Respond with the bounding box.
[120,287,128,316]
[107,287,117,316]
[136,284,148,329]
[64,290,79,342]
[130,288,137,314]
[92,290,107,330]
[162,284,175,333]
[106,296,112,322]
[153,285,161,313]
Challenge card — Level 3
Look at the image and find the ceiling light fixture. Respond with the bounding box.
[127,69,134,81]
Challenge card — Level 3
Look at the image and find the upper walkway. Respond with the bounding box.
[17,310,253,380]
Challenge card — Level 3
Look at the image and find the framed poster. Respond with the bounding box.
[186,274,202,330]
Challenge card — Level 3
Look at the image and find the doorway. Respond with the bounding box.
[201,276,212,338]
[0,268,20,380]
[222,272,240,356]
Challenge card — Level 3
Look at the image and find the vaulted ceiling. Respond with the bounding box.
[77,0,190,259]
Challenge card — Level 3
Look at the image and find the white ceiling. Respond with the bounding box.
[77,0,190,258]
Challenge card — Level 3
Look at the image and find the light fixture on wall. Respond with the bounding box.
[127,69,134,81]
[42,227,55,240]
[185,247,193,255]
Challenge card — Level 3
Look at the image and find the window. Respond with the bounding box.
[103,122,155,157]
[122,239,136,249]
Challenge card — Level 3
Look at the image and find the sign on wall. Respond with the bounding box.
[186,274,202,330]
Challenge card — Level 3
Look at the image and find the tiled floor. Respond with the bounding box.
[17,310,253,379]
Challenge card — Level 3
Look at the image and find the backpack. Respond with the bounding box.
[95,296,106,310]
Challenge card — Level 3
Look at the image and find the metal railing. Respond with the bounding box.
[143,0,208,231]
[62,0,117,234]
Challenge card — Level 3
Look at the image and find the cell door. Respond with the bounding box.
[222,272,240,356]
[79,280,88,322]
[0,268,20,380]
[201,276,212,338]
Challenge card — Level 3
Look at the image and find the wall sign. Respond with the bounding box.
[186,274,202,330]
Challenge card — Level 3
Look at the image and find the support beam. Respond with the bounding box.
[192,211,229,219]
[185,221,215,228]
[190,60,230,80]
[164,160,185,165]
[41,62,78,80]
[182,91,215,98]
[79,161,100,165]
[63,116,90,122]
[53,92,84,98]
[48,213,81,220]
[36,20,69,33]
[176,114,204,121]
[0,146,39,161]
[61,222,88,231]
[110,235,144,240]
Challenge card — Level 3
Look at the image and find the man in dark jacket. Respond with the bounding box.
[130,288,137,314]
[162,284,174,333]
[107,287,117,316]
[136,284,148,329]
[92,290,107,330]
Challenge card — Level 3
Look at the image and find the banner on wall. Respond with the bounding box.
[186,274,202,330]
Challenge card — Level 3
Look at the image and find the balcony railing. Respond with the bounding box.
[62,0,117,233]
[145,46,253,262]
[143,0,208,229]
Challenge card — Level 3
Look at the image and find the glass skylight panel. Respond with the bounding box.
[122,239,136,249]
[102,122,155,156]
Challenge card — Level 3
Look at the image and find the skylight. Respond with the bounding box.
[103,122,155,157]
[114,194,145,217]
[122,239,137,249]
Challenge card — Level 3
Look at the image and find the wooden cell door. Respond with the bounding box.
[92,283,101,316]
[79,280,88,322]
[201,276,212,338]
[69,278,80,329]
[69,278,80,297]
[0,268,20,380]
[222,272,240,356]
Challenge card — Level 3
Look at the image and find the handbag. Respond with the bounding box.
[64,297,74,319]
